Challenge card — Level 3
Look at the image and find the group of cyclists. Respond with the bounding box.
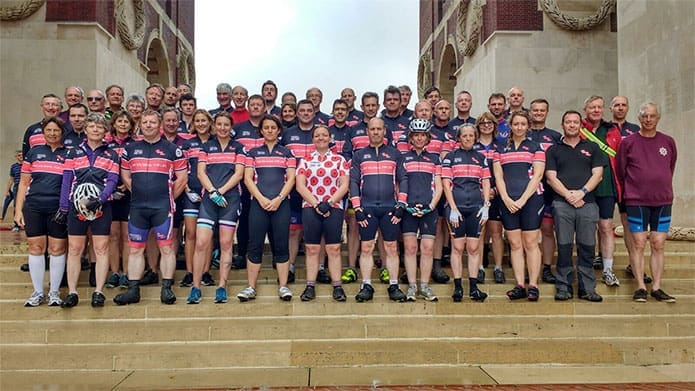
[14,81,678,308]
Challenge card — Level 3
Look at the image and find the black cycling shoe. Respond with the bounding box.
[20,263,29,272]
[542,266,557,284]
[452,286,464,302]
[355,284,375,302]
[160,279,176,305]
[140,270,159,285]
[61,293,79,308]
[300,285,316,301]
[113,281,141,305]
[91,291,106,307]
[432,268,450,284]
[179,272,193,287]
[506,285,528,300]
[470,289,488,302]
[387,284,406,302]
[332,286,347,302]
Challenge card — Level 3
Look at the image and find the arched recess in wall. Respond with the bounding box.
[438,43,458,105]
[145,35,171,86]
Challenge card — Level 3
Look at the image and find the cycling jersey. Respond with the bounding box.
[397,127,453,155]
[181,135,212,193]
[233,120,264,151]
[59,141,120,210]
[245,143,296,199]
[346,109,364,126]
[62,130,86,148]
[199,137,246,199]
[21,144,68,212]
[315,111,331,125]
[401,149,441,206]
[328,124,351,155]
[296,150,349,208]
[493,139,545,199]
[280,125,315,161]
[121,138,186,211]
[341,120,392,161]
[382,113,410,143]
[349,144,406,208]
[442,148,490,209]
[21,121,45,156]
[527,127,561,151]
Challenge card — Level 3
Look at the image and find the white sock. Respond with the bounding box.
[603,258,614,272]
[49,254,66,292]
[28,254,46,294]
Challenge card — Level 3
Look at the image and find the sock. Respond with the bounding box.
[362,279,371,287]
[420,283,429,290]
[433,259,442,269]
[48,254,66,293]
[603,258,613,272]
[332,281,342,288]
[469,277,478,293]
[543,264,551,271]
[289,263,295,273]
[479,266,485,271]
[494,265,502,271]
[389,279,398,285]
[409,283,417,290]
[28,254,45,293]
[454,278,462,289]
[306,281,315,287]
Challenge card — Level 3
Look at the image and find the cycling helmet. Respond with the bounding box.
[408,118,432,133]
[72,182,102,221]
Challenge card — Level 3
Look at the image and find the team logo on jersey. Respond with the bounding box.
[659,147,668,156]
[155,149,166,156]
[580,149,591,157]
[543,135,552,141]
[133,149,143,155]
[522,145,529,151]
[381,152,390,158]
[364,154,372,159]
[56,155,64,162]
[472,157,480,164]
[209,146,218,151]
[175,148,183,158]
[37,154,46,159]
[290,135,300,141]
[398,123,407,129]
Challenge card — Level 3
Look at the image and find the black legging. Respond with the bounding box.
[246,198,290,265]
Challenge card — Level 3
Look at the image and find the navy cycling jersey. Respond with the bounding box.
[449,116,477,136]
[442,148,490,209]
[59,142,120,210]
[314,111,331,125]
[382,113,410,143]
[22,121,45,156]
[121,138,187,210]
[280,125,315,161]
[397,127,453,155]
[21,144,68,211]
[199,137,246,195]
[346,109,364,126]
[495,118,511,143]
[433,122,456,142]
[473,140,500,191]
[341,120,393,161]
[328,124,351,155]
[349,144,406,208]
[528,127,562,152]
[402,108,414,119]
[401,150,441,206]
[614,121,640,138]
[233,120,264,151]
[208,106,233,117]
[62,130,87,148]
[493,139,545,199]
[246,143,296,199]
[181,135,212,192]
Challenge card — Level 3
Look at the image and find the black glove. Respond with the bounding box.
[391,204,405,219]
[316,201,331,215]
[354,208,368,223]
[52,209,68,225]
[84,197,102,212]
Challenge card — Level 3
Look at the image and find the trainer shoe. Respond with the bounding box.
[602,269,620,287]
[626,264,652,284]
[118,274,129,289]
[91,291,106,307]
[113,281,141,305]
[379,268,390,284]
[405,285,417,302]
[506,285,528,300]
[105,272,120,288]
[355,283,375,302]
[419,285,438,302]
[650,289,676,303]
[332,286,347,302]
[187,287,202,304]
[201,272,215,286]
[11,225,19,232]
[341,267,358,283]
[527,286,540,302]
[554,290,573,301]
[160,279,176,305]
[61,293,79,308]
[47,291,62,306]
[237,286,257,302]
[477,268,485,284]
[592,256,603,270]
[541,267,556,284]
[494,268,506,284]
[579,291,603,302]
[470,288,488,302]
[431,267,450,284]
[316,269,331,284]
[388,284,406,302]
[214,287,228,303]
[633,288,648,302]
[279,286,293,301]
[24,291,44,307]
[140,270,159,285]
[300,285,316,301]
[451,286,464,302]
[179,272,193,287]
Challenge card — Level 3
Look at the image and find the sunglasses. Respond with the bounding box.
[87,97,104,102]
[479,121,494,126]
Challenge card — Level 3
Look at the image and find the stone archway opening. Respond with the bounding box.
[146,37,170,86]
[438,43,458,105]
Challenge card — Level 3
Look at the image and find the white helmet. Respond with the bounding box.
[72,182,102,221]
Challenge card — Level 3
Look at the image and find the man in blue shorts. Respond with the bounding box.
[616,103,677,303]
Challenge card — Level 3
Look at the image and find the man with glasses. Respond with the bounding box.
[306,87,330,125]
[86,89,106,114]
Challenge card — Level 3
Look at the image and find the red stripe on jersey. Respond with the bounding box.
[236,138,264,151]
[360,160,397,175]
[127,157,174,174]
[29,133,46,148]
[403,161,439,175]
[495,151,538,165]
[202,152,243,165]
[444,164,490,180]
[26,160,64,175]
[251,156,293,169]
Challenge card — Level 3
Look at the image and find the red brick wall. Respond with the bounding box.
[482,0,542,42]
[46,0,115,35]
[420,0,434,49]
[177,0,195,48]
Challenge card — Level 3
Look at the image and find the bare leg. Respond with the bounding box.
[506,230,524,286]
[522,230,541,286]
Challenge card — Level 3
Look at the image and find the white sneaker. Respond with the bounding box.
[278,286,293,301]
[236,287,256,302]
[24,291,44,307]
[406,285,417,301]
[47,291,62,306]
[419,285,439,302]
[602,269,620,287]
